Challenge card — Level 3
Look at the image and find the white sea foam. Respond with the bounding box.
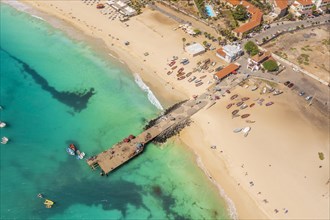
[3,0,30,12]
[31,15,45,21]
[133,73,164,111]
[196,157,238,220]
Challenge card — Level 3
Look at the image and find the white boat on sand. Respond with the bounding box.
[233,128,242,133]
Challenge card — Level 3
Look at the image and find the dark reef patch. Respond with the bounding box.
[1,48,95,112]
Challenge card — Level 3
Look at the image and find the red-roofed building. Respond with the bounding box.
[274,0,289,17]
[247,51,273,71]
[290,0,314,16]
[213,63,240,81]
[225,0,263,38]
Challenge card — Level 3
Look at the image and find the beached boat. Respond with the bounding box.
[230,94,238,100]
[249,103,255,108]
[195,82,203,87]
[240,104,248,110]
[0,121,6,128]
[185,72,192,77]
[232,109,239,115]
[177,72,185,77]
[246,120,255,123]
[241,114,250,119]
[262,87,267,94]
[171,66,177,70]
[1,137,8,144]
[233,128,242,133]
[226,103,234,109]
[251,85,258,91]
[241,97,250,101]
[266,102,274,106]
[200,75,207,79]
[273,90,283,95]
[177,76,186,80]
[177,67,184,73]
[188,76,196,82]
[242,127,251,137]
[167,71,173,75]
[195,79,202,83]
[44,199,54,208]
[236,101,243,107]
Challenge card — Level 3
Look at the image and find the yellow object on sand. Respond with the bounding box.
[44,199,54,208]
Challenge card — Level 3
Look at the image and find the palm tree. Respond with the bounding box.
[182,38,186,50]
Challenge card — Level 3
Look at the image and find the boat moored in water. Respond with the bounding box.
[44,199,54,208]
[1,137,9,144]
[0,121,6,128]
[66,147,75,155]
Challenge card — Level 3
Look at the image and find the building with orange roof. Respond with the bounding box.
[274,0,289,17]
[213,63,240,81]
[225,0,263,38]
[290,0,314,16]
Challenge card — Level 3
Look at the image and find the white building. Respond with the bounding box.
[110,0,127,11]
[290,0,314,16]
[185,43,205,57]
[120,6,137,17]
[312,0,330,10]
[216,44,243,63]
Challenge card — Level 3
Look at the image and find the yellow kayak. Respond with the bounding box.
[44,199,54,208]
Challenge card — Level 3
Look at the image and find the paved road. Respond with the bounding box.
[252,14,330,44]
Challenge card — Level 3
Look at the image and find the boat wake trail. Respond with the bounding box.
[133,73,164,111]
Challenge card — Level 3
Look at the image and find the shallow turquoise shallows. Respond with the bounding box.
[0,4,231,219]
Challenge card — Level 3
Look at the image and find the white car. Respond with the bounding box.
[305,96,312,101]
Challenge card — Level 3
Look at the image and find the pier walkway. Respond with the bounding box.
[86,95,210,174]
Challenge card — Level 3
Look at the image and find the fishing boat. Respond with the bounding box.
[177,76,186,80]
[249,103,255,108]
[66,147,75,155]
[195,82,203,87]
[266,102,274,106]
[246,120,255,123]
[273,90,283,95]
[233,128,242,133]
[232,109,239,115]
[69,144,76,152]
[242,127,251,136]
[177,72,185,77]
[186,72,192,77]
[230,94,238,100]
[167,70,173,75]
[200,75,207,79]
[251,85,258,91]
[0,121,6,128]
[177,67,184,73]
[171,66,177,70]
[241,97,250,101]
[195,79,202,83]
[1,137,8,144]
[226,103,234,109]
[236,101,243,107]
[241,114,250,119]
[240,104,248,110]
[262,87,267,94]
[188,76,196,82]
[76,150,86,159]
[44,199,54,208]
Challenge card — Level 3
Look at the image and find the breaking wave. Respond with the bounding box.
[133,73,164,111]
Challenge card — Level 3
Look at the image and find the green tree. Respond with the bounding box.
[232,5,248,21]
[194,29,201,35]
[244,41,259,56]
[263,60,279,72]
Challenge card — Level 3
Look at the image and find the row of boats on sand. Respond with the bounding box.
[66,143,85,159]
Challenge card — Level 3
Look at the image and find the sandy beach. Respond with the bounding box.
[14,1,330,219]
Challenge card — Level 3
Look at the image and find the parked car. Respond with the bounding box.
[305,96,313,101]
[284,81,290,86]
[299,91,305,96]
[288,83,294,88]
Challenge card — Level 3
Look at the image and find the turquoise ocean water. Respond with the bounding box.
[0,3,232,219]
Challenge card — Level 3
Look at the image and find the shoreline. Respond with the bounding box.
[8,1,330,219]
